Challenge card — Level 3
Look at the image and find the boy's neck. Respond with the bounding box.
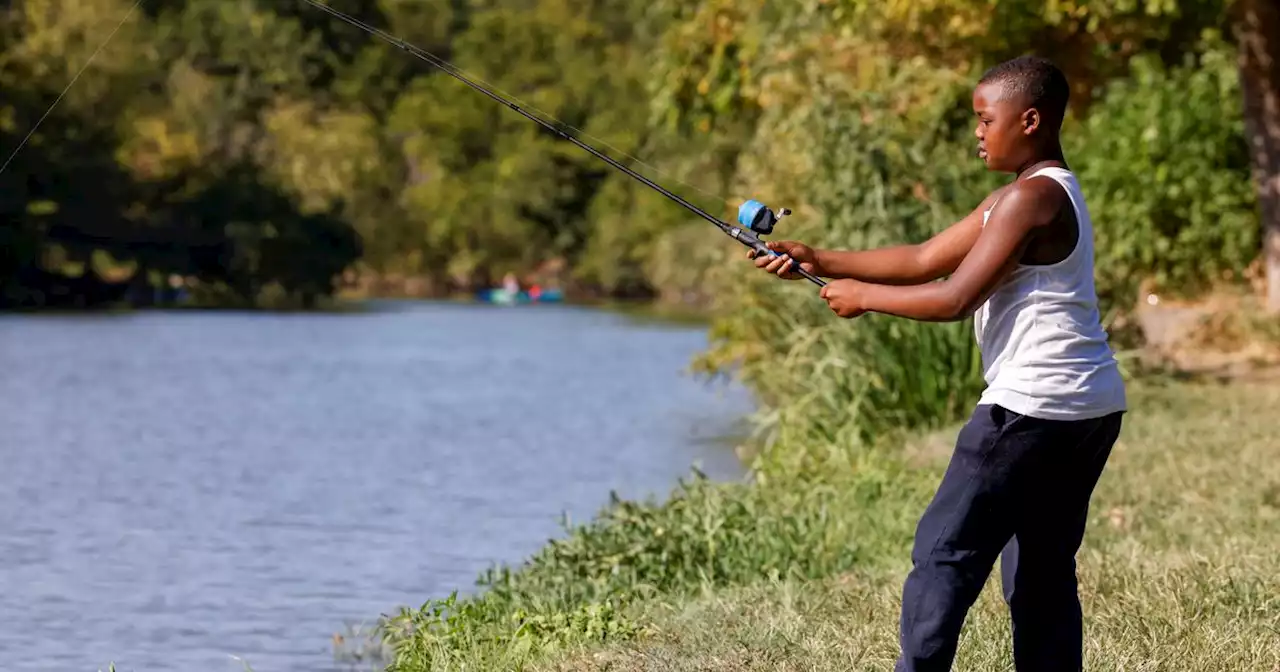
[1015,144,1067,177]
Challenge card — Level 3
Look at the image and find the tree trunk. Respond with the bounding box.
[1234,0,1280,312]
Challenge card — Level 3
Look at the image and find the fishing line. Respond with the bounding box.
[300,0,825,287]
[0,0,146,177]
[300,0,735,213]
[0,0,823,287]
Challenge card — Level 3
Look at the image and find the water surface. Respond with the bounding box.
[0,301,753,671]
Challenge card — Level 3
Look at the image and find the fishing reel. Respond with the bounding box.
[737,199,791,237]
[732,199,823,285]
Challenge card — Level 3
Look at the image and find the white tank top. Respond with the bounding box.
[973,166,1127,420]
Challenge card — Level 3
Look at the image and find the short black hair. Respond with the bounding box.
[978,56,1070,124]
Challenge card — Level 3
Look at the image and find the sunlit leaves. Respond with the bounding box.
[1070,42,1257,303]
[259,99,384,213]
[0,0,146,81]
[149,0,323,97]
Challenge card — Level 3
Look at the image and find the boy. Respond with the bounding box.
[749,56,1127,671]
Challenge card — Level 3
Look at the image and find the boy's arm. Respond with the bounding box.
[821,180,1065,321]
[810,187,1008,284]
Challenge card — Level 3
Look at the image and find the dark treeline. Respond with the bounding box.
[5,0,1280,314]
[0,0,708,309]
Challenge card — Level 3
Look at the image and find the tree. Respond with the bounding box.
[646,0,1280,312]
[1233,0,1280,311]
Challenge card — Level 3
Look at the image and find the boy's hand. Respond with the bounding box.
[747,240,820,279]
[819,279,867,319]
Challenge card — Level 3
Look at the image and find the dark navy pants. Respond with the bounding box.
[896,404,1124,672]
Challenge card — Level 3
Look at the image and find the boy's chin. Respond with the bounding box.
[980,155,1014,173]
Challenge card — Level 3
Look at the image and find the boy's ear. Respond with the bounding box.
[1022,108,1041,135]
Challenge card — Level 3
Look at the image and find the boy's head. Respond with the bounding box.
[972,56,1069,173]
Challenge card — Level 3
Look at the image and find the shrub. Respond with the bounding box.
[1068,42,1257,308]
[694,57,996,452]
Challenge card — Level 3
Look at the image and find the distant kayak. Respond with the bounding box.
[476,287,564,305]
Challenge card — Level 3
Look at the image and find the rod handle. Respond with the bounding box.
[742,234,826,288]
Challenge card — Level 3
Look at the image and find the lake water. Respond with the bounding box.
[0,301,754,672]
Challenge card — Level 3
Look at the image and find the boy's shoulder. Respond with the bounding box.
[1014,174,1070,207]
[981,176,1067,218]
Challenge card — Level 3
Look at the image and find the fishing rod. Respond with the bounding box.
[299,0,825,288]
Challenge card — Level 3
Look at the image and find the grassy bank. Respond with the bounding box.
[378,375,1280,671]
[536,376,1280,671]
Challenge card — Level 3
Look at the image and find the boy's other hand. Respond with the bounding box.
[819,279,867,319]
[747,240,819,279]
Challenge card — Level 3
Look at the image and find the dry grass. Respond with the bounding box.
[1134,287,1280,378]
[537,378,1280,671]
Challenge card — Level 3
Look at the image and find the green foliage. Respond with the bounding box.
[478,473,884,600]
[0,0,368,309]
[377,458,934,667]
[691,56,997,450]
[0,0,689,307]
[8,0,1251,311]
[380,0,676,289]
[1069,40,1258,305]
[381,591,640,671]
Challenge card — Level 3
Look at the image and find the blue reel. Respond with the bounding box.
[737,199,791,236]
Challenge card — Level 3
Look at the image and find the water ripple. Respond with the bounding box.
[0,302,752,671]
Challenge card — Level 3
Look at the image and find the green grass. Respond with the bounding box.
[381,376,1280,671]
[532,377,1280,671]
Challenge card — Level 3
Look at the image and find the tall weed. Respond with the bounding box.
[695,58,995,453]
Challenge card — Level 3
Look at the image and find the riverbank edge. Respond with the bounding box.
[0,293,715,328]
[357,372,1280,671]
